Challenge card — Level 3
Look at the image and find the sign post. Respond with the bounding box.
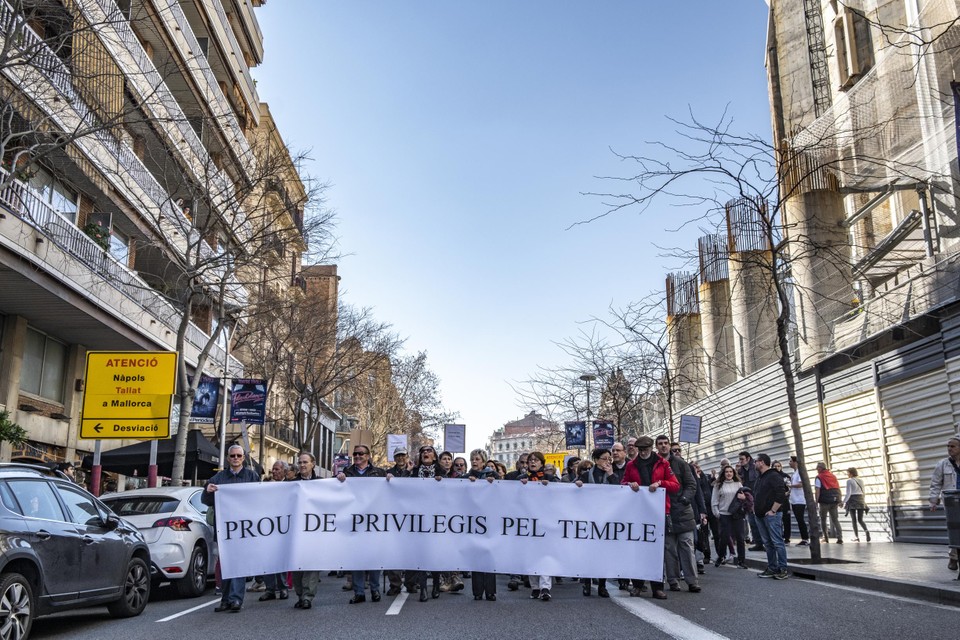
[80,352,178,494]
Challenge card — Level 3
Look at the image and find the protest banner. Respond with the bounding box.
[214,478,665,581]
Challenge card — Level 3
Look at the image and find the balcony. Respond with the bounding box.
[830,244,960,352]
[0,1,247,307]
[77,0,247,226]
[192,0,261,126]
[147,0,258,179]
[0,171,243,374]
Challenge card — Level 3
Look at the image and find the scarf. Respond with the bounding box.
[417,463,438,478]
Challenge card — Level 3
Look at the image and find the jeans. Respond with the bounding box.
[221,577,246,605]
[352,570,382,596]
[664,530,699,586]
[755,512,787,572]
[746,511,762,545]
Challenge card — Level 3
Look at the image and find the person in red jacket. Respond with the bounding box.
[621,435,680,600]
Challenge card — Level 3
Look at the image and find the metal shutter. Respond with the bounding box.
[879,368,952,543]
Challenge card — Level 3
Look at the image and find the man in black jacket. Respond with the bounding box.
[753,453,789,580]
[202,445,260,612]
[656,435,701,593]
[338,444,387,603]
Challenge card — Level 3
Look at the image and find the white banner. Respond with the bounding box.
[214,478,665,581]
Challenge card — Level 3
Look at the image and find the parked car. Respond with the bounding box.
[0,463,150,640]
[100,486,216,598]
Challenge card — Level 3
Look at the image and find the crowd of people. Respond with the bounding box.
[202,434,960,613]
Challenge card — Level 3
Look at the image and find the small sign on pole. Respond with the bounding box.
[387,434,409,461]
[678,415,702,444]
[443,424,466,453]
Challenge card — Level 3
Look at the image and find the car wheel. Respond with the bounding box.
[175,546,207,598]
[0,572,33,640]
[107,557,150,618]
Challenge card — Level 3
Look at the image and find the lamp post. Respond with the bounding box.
[580,374,597,454]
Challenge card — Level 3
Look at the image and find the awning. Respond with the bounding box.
[80,429,222,481]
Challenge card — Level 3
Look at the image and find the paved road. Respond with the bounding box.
[31,564,958,639]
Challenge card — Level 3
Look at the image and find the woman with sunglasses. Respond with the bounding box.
[412,446,446,601]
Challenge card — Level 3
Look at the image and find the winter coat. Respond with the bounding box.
[930,457,960,505]
[754,468,789,515]
[578,466,619,485]
[621,455,681,514]
[667,456,699,533]
[343,463,386,478]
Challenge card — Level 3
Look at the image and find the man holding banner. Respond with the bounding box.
[338,444,387,604]
[622,435,679,600]
[203,445,260,613]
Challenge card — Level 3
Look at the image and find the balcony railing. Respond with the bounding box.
[203,0,261,121]
[148,0,258,178]
[0,170,241,373]
[261,421,301,449]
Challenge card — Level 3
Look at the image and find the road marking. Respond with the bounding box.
[792,575,960,611]
[610,591,730,640]
[156,597,222,622]
[385,591,408,615]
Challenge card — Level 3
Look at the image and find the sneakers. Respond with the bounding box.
[757,569,777,578]
[248,581,266,592]
[507,579,519,591]
[714,557,726,567]
[539,589,551,601]
[773,570,790,580]
[696,562,705,575]
[530,589,540,599]
[796,540,809,546]
[749,545,765,552]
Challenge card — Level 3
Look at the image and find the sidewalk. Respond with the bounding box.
[743,539,960,606]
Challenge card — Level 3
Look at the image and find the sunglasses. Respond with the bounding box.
[352,452,367,457]
[671,449,682,454]
[228,454,243,458]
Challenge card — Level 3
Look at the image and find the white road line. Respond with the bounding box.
[610,591,730,640]
[792,575,960,611]
[156,597,222,622]
[385,591,408,615]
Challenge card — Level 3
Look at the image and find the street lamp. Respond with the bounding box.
[580,374,597,453]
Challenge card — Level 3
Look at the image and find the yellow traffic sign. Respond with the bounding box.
[81,351,178,439]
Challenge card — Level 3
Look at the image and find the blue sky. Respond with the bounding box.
[253,1,772,452]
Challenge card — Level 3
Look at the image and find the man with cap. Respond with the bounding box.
[621,436,680,600]
[387,449,411,477]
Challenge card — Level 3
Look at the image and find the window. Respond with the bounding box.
[56,485,102,527]
[7,480,65,521]
[188,491,208,516]
[21,327,67,403]
[101,496,178,516]
[109,226,130,265]
[833,6,872,89]
[27,167,78,223]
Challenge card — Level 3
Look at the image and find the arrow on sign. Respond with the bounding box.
[94,423,102,433]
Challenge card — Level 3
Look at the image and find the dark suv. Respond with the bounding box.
[0,464,151,639]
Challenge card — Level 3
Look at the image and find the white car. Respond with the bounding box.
[101,487,216,598]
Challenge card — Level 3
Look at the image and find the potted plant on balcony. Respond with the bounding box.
[82,221,110,250]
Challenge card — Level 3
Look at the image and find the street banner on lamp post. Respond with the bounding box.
[189,374,220,424]
[229,379,267,424]
[592,421,615,449]
[565,421,586,448]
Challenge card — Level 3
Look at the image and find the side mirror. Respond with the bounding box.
[104,514,121,530]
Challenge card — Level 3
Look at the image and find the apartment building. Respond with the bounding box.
[664,0,960,544]
[0,1,318,475]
